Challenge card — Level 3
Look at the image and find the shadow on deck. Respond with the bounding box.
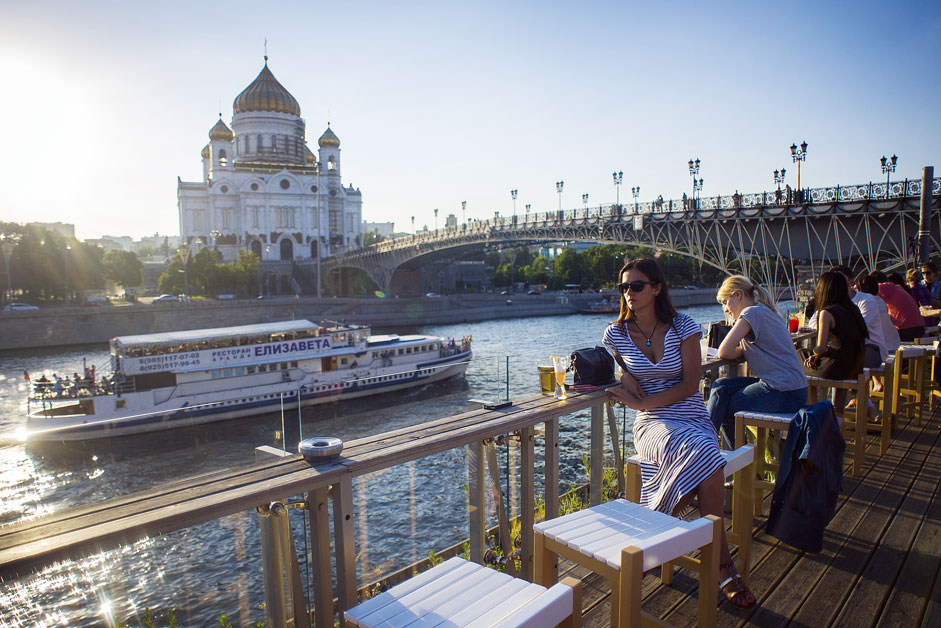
[570,408,941,628]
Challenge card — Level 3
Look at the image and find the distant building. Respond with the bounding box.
[135,233,179,253]
[445,214,457,228]
[177,58,363,264]
[28,222,75,239]
[363,221,396,237]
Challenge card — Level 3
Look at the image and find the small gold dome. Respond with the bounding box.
[318,126,340,148]
[305,146,317,165]
[233,62,301,117]
[201,144,211,159]
[209,118,233,141]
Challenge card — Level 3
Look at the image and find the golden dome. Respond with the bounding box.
[305,146,317,165]
[318,126,340,148]
[201,143,211,159]
[233,62,300,117]
[208,118,233,141]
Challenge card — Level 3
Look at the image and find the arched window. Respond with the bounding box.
[218,150,227,167]
[328,156,336,171]
[280,237,294,261]
[251,240,263,259]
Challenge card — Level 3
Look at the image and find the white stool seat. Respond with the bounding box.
[534,499,713,573]
[627,444,754,477]
[345,557,574,628]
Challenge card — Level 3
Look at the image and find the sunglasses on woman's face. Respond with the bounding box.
[618,281,659,294]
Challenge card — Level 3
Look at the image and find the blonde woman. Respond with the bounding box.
[708,275,807,445]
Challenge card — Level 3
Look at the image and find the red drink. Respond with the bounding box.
[788,316,799,333]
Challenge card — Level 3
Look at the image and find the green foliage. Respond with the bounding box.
[427,550,443,566]
[102,249,143,296]
[158,249,259,297]
[218,613,234,628]
[363,231,385,246]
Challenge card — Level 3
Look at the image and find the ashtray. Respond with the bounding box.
[298,437,344,462]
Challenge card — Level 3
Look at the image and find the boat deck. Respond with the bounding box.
[568,407,941,628]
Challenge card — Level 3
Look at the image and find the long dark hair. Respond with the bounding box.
[814,271,868,339]
[615,258,677,327]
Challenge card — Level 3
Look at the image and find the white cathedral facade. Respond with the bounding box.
[178,60,363,264]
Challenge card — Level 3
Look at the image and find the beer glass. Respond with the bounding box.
[537,361,555,395]
[552,355,569,400]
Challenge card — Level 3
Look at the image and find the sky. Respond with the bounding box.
[0,0,938,240]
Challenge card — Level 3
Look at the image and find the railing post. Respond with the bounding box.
[308,487,334,628]
[544,417,560,522]
[333,474,357,624]
[520,425,536,581]
[259,503,287,628]
[466,441,486,563]
[590,402,604,506]
[605,402,625,497]
[484,441,516,577]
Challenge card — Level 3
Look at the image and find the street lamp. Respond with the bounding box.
[510,189,518,217]
[880,154,898,198]
[632,186,640,213]
[0,235,15,307]
[790,140,808,196]
[179,244,192,301]
[773,168,787,203]
[64,244,72,305]
[555,181,564,211]
[582,193,589,214]
[693,177,704,203]
[461,200,466,224]
[688,158,701,207]
[434,208,438,231]
[411,216,415,235]
[612,171,623,208]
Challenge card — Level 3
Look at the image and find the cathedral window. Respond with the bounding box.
[311,208,319,228]
[218,150,227,167]
[257,135,263,151]
[251,182,259,191]
[347,215,355,233]
[280,179,291,190]
[222,210,231,229]
[310,185,318,193]
[252,207,260,228]
[328,156,336,171]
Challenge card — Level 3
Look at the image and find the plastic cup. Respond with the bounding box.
[537,364,555,395]
[788,316,799,333]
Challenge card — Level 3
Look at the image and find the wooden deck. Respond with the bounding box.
[568,408,941,628]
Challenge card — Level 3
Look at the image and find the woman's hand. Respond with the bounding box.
[607,385,647,410]
[619,371,645,399]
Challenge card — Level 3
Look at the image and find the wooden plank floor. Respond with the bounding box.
[565,407,941,628]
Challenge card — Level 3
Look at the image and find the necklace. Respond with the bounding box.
[632,320,658,347]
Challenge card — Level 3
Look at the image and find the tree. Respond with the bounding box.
[102,249,143,298]
[554,248,586,286]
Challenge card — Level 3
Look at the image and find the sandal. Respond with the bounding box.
[719,561,756,609]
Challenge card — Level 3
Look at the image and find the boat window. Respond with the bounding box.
[281,363,288,370]
[116,399,126,409]
[211,370,222,379]
[341,358,348,365]
[247,366,256,374]
[222,369,232,377]
[259,364,267,372]
[234,367,245,376]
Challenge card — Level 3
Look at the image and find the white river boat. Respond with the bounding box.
[25,319,472,441]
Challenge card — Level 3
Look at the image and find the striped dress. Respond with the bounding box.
[603,313,725,514]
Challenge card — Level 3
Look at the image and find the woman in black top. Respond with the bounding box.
[804,271,868,411]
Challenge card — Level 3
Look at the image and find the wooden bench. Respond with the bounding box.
[624,445,755,582]
[345,557,581,627]
[534,499,721,628]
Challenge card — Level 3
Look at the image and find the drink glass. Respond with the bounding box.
[788,316,799,333]
[552,355,569,400]
[537,362,555,395]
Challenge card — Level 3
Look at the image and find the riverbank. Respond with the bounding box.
[0,290,720,351]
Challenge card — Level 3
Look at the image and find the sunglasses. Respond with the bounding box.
[618,281,659,294]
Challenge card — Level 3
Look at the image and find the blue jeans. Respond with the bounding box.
[707,376,808,447]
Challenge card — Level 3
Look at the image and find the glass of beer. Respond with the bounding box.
[552,355,569,400]
[537,362,555,395]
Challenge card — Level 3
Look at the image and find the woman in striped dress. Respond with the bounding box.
[603,258,756,609]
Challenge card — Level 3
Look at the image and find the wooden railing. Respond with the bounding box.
[0,350,774,627]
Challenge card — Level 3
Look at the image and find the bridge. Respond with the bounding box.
[319,174,940,297]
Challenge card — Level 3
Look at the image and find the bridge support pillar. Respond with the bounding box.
[919,166,935,264]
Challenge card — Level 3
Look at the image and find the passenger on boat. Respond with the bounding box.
[603,258,756,608]
[707,275,808,446]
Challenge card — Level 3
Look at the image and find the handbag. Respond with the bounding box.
[707,321,732,349]
[569,346,616,386]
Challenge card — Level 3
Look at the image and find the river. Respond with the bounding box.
[0,306,726,627]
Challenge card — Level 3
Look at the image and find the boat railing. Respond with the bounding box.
[0,349,758,628]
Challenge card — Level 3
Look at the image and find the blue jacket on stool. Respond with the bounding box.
[766,401,845,553]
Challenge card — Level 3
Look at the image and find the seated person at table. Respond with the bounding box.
[907,269,938,326]
[872,270,925,341]
[707,276,808,446]
[803,272,868,413]
[830,265,885,371]
[603,258,755,608]
[856,273,901,358]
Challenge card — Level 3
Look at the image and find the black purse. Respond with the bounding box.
[707,322,732,349]
[569,346,616,386]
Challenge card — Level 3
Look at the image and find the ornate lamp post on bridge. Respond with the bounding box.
[880,154,898,199]
[555,181,564,211]
[773,168,786,203]
[612,171,623,209]
[434,208,438,231]
[582,193,589,216]
[790,141,808,198]
[632,186,640,213]
[688,158,701,196]
[411,216,415,235]
[179,243,191,301]
[461,200,466,225]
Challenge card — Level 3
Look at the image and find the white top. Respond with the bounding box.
[852,291,887,358]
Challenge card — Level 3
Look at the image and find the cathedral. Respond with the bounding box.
[177,59,363,265]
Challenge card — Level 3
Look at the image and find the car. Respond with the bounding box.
[424,292,441,298]
[500,290,512,295]
[152,294,179,303]
[527,290,541,295]
[3,302,39,311]
[684,285,698,290]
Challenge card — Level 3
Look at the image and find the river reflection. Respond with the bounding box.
[0,307,726,626]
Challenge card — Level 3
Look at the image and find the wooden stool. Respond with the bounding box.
[805,372,869,475]
[624,445,755,583]
[345,556,582,628]
[867,357,895,442]
[891,345,930,425]
[534,499,721,628]
[733,411,795,514]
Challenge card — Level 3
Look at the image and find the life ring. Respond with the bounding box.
[298,437,344,461]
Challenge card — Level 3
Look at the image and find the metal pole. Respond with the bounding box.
[919,166,934,265]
